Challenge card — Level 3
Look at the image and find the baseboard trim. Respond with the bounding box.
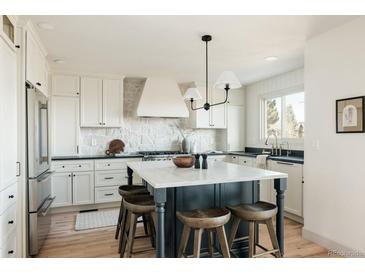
[50,202,120,214]
[302,228,364,258]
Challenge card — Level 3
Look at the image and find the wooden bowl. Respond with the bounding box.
[172,156,195,168]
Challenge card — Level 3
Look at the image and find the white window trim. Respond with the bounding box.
[259,84,304,145]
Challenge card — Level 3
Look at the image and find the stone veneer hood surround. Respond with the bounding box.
[79,78,224,155]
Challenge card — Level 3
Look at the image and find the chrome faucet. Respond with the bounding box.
[281,141,291,157]
[265,130,278,155]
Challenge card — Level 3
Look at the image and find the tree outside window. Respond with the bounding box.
[264,92,304,139]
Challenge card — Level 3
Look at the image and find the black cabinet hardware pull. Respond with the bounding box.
[107,164,111,166]
[78,165,81,167]
[8,195,14,199]
[8,220,14,224]
[104,193,113,196]
[36,82,41,86]
[104,177,114,180]
[8,250,14,254]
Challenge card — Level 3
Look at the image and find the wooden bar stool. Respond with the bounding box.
[227,201,282,258]
[115,185,149,240]
[120,194,156,258]
[177,208,231,258]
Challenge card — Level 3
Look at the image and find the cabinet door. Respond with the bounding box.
[25,31,39,88]
[227,105,244,151]
[52,96,79,156]
[210,87,227,128]
[102,79,122,127]
[51,173,72,207]
[52,74,80,97]
[0,37,17,192]
[238,156,254,167]
[269,161,303,216]
[80,77,103,127]
[72,171,94,205]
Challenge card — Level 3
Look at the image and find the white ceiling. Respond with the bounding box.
[28,15,356,85]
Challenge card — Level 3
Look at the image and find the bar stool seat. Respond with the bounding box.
[118,185,148,196]
[177,208,231,258]
[227,201,281,258]
[120,195,157,258]
[228,201,277,221]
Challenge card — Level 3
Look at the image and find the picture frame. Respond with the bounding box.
[336,96,365,133]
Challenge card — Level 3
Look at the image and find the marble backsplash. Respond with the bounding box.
[79,78,224,155]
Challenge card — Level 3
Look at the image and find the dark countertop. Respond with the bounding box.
[228,151,304,164]
[52,151,303,164]
[52,153,144,161]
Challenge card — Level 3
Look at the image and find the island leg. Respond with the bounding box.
[274,178,287,256]
[127,166,133,185]
[154,188,167,258]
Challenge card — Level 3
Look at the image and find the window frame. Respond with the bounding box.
[259,85,304,144]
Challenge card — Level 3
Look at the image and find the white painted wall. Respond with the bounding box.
[245,68,304,150]
[303,17,365,255]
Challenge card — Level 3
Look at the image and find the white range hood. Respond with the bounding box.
[137,77,189,118]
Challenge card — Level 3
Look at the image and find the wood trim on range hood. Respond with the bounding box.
[137,77,189,118]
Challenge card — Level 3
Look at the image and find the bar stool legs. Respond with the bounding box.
[228,202,282,258]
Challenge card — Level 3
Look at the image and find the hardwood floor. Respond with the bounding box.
[36,209,335,258]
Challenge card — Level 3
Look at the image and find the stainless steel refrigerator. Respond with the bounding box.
[26,87,55,256]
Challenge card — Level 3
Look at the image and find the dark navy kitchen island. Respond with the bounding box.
[126,161,287,258]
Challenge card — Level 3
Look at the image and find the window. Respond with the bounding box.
[262,91,304,139]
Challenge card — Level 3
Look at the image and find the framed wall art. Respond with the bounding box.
[336,96,365,133]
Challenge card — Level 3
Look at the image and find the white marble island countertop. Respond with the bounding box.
[127,161,287,189]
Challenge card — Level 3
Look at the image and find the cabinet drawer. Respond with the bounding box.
[0,231,16,258]
[52,160,94,172]
[0,183,17,215]
[95,158,140,171]
[95,171,128,187]
[0,203,16,247]
[95,186,120,204]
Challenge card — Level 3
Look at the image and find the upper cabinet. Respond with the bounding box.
[80,77,123,128]
[102,79,123,127]
[52,75,80,97]
[0,16,16,48]
[188,85,227,129]
[25,28,48,96]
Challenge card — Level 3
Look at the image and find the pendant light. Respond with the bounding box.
[183,34,242,111]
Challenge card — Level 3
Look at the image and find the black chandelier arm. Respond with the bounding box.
[209,87,230,107]
[190,99,207,111]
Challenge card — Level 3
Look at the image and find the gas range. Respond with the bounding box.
[138,150,189,161]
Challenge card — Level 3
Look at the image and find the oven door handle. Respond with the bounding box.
[40,196,56,217]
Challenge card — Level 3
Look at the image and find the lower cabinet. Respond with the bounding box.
[269,161,303,217]
[51,173,72,207]
[51,171,94,207]
[73,172,94,205]
[51,158,142,208]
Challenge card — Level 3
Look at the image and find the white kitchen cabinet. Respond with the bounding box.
[51,96,79,156]
[80,77,103,127]
[52,74,80,97]
[26,30,48,96]
[72,171,95,205]
[210,87,227,128]
[238,156,255,167]
[80,77,123,127]
[103,79,123,127]
[268,160,303,217]
[188,85,226,129]
[51,173,73,207]
[0,35,17,193]
[226,105,245,151]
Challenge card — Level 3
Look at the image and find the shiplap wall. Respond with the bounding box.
[245,68,304,149]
